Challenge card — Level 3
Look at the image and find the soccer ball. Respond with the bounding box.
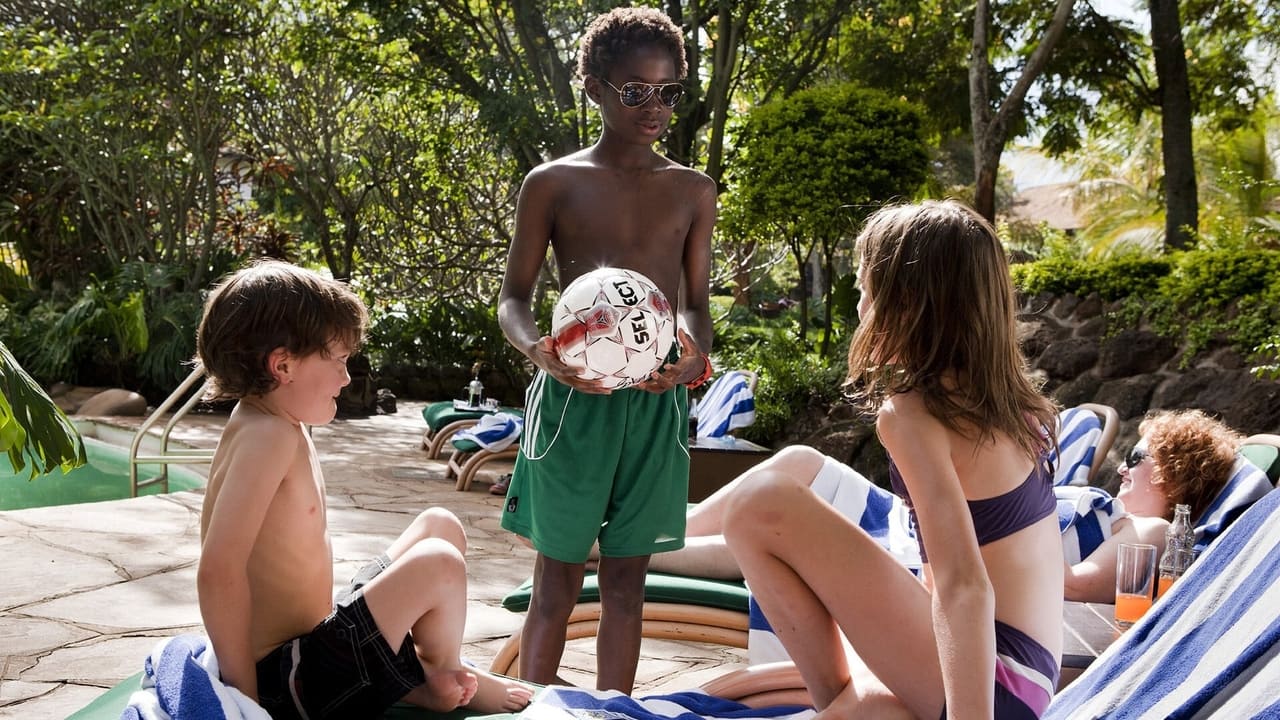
[551,267,675,389]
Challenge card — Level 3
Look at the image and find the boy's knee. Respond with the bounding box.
[398,537,466,584]
[412,507,465,546]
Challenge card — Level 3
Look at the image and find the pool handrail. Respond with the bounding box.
[130,366,216,496]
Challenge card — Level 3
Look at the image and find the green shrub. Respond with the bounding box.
[1011,245,1280,368]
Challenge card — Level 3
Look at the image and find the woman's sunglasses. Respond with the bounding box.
[1125,445,1151,469]
[601,79,684,108]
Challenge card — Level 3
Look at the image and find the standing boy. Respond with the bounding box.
[197,260,532,718]
[496,6,716,693]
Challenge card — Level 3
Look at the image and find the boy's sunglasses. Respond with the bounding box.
[601,79,684,108]
[1125,445,1151,470]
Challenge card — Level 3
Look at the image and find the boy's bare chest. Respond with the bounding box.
[551,174,697,292]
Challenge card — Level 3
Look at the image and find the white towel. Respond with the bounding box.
[452,412,523,452]
[519,686,814,720]
[120,634,271,720]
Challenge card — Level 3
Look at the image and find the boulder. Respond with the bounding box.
[76,389,148,416]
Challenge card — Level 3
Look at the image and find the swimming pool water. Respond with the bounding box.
[0,436,206,511]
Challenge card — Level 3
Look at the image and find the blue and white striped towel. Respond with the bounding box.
[1192,455,1273,554]
[1057,485,1125,565]
[697,371,756,439]
[1046,486,1280,719]
[121,634,270,720]
[1048,406,1104,487]
[452,412,523,452]
[518,687,814,720]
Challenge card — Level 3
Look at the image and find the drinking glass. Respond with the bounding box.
[1115,543,1157,628]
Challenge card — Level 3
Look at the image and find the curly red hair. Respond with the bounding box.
[1141,409,1242,522]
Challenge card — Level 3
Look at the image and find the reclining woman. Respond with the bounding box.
[721,200,1064,719]
[642,408,1243,606]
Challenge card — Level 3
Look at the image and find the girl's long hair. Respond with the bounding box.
[846,200,1057,459]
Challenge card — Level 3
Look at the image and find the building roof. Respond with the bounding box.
[1005,182,1083,231]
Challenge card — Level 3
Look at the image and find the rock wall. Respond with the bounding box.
[782,291,1280,492]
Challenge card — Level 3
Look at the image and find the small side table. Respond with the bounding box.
[688,437,773,502]
[1060,601,1122,689]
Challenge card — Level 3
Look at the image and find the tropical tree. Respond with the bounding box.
[1038,0,1275,250]
[727,83,929,354]
[969,0,1077,222]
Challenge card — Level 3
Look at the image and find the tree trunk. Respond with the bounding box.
[1149,0,1198,250]
[969,0,1077,221]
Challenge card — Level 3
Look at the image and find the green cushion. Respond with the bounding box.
[501,572,749,613]
[1241,443,1280,486]
[422,402,525,433]
[422,401,489,432]
[70,670,520,720]
[452,438,482,452]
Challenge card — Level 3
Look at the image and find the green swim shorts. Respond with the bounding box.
[500,370,690,563]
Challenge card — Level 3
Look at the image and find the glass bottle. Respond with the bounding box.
[467,362,484,408]
[1157,504,1193,598]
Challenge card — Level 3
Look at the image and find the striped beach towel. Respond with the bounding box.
[696,371,756,439]
[1046,487,1280,719]
[121,634,270,720]
[1057,485,1125,566]
[1049,406,1104,487]
[519,687,814,720]
[1191,455,1273,554]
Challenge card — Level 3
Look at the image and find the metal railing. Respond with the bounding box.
[129,366,216,496]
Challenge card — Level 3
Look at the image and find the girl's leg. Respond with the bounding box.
[646,447,830,578]
[723,462,944,720]
[685,446,826,536]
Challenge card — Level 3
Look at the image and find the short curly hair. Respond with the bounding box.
[577,6,687,82]
[1140,409,1242,522]
[195,259,367,400]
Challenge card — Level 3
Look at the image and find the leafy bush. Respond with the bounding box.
[711,325,848,444]
[1011,245,1280,367]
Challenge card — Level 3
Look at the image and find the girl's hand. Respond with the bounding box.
[531,336,612,394]
[635,329,703,395]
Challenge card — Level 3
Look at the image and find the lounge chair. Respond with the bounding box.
[421,400,496,458]
[445,411,524,492]
[1050,402,1119,486]
[1044,484,1280,718]
[1240,433,1280,485]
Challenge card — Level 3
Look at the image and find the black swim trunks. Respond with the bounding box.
[255,555,424,719]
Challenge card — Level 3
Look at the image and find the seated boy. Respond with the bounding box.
[196,260,532,718]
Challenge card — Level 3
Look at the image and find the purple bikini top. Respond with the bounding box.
[888,453,1054,563]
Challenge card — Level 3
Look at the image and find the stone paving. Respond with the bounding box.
[0,400,746,718]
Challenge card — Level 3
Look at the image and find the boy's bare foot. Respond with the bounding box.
[465,669,536,713]
[411,668,479,712]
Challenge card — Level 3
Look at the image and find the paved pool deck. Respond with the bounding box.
[0,400,746,718]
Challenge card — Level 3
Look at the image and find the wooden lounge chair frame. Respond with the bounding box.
[488,601,750,678]
[423,417,483,459]
[445,443,520,491]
